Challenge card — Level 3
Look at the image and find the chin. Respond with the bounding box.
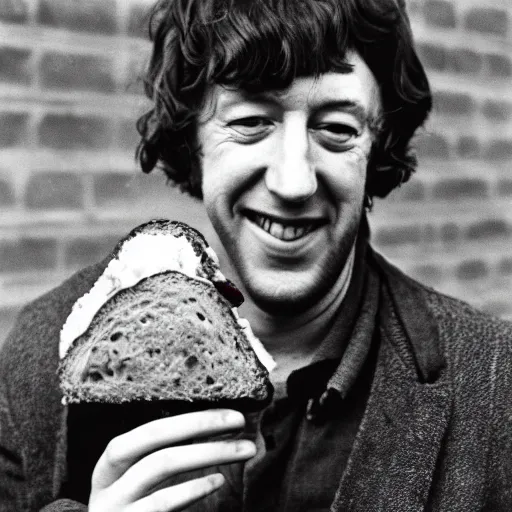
[245,277,334,317]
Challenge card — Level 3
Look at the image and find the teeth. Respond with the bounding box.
[250,213,316,242]
[283,226,296,241]
[270,223,284,239]
[294,226,306,238]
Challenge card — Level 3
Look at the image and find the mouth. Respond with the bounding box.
[243,209,326,242]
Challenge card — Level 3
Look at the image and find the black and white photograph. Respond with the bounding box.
[0,0,511,510]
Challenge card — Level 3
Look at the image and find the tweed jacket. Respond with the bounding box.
[0,249,511,511]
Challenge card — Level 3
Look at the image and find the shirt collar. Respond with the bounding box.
[285,227,379,404]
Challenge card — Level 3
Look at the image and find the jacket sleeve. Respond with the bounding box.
[0,377,28,510]
[0,378,87,512]
[0,263,107,511]
[484,323,512,510]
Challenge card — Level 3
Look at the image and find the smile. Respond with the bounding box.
[244,210,325,242]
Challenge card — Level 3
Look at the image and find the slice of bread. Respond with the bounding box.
[58,220,273,411]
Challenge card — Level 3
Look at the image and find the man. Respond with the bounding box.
[1,0,511,510]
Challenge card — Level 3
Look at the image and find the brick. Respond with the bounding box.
[0,176,15,207]
[65,235,119,267]
[40,52,116,93]
[397,180,425,201]
[0,46,31,84]
[446,48,482,75]
[440,223,459,242]
[0,112,28,147]
[464,8,509,37]
[374,225,422,247]
[38,0,117,35]
[497,179,512,196]
[127,3,151,39]
[124,73,145,96]
[423,224,436,244]
[456,136,480,159]
[407,0,421,17]
[498,257,512,276]
[24,171,83,210]
[117,119,139,151]
[486,54,512,77]
[411,263,444,285]
[485,140,512,161]
[93,172,135,206]
[423,0,456,28]
[481,100,512,122]
[433,91,474,116]
[482,301,511,318]
[39,114,112,150]
[417,43,446,71]
[455,259,488,281]
[0,238,58,272]
[124,53,148,95]
[0,0,29,23]
[432,178,487,200]
[466,219,509,241]
[415,132,450,159]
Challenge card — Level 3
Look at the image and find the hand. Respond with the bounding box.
[88,408,255,511]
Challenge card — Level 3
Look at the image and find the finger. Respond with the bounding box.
[127,473,225,512]
[114,439,255,502]
[92,409,245,489]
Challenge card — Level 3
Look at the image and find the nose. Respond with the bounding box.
[265,115,317,203]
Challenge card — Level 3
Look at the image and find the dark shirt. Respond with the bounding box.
[200,238,381,511]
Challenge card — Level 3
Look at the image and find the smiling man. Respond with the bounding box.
[198,62,379,382]
[200,66,376,313]
[1,0,512,511]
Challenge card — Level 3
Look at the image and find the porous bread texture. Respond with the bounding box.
[59,271,271,405]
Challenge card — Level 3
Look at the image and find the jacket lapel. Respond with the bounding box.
[331,253,452,512]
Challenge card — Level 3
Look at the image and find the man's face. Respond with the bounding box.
[198,52,381,315]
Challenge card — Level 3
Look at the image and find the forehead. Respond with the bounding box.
[206,52,381,118]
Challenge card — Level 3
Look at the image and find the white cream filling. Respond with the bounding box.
[235,314,276,374]
[60,233,209,359]
[59,232,276,375]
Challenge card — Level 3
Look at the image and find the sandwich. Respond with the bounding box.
[58,219,275,411]
[57,219,275,501]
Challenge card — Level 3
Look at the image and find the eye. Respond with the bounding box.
[310,122,360,152]
[227,117,273,139]
[316,123,359,141]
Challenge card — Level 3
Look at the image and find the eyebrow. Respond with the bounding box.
[217,91,280,111]
[310,100,370,127]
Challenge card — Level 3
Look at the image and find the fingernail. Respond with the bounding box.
[236,440,256,456]
[209,473,225,488]
[221,409,244,425]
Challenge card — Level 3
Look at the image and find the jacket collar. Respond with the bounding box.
[331,249,452,512]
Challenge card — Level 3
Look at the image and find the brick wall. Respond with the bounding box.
[372,0,512,320]
[0,0,511,347]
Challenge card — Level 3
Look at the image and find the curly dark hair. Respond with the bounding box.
[136,0,432,200]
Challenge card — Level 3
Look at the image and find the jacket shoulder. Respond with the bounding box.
[424,286,512,351]
[0,261,107,436]
[371,247,512,366]
[1,261,107,373]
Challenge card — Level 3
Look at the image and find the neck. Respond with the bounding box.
[240,244,356,384]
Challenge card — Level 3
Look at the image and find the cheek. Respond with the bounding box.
[200,140,232,200]
[319,147,369,203]
[202,142,263,198]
